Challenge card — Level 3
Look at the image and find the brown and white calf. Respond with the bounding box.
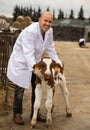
[31,57,72,127]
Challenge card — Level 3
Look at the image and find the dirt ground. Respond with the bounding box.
[0,41,90,130]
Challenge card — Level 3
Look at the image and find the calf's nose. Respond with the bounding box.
[44,72,52,79]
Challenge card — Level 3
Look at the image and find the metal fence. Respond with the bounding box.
[0,31,19,101]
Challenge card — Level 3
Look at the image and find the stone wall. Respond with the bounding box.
[52,26,85,41]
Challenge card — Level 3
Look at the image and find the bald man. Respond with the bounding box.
[7,11,61,125]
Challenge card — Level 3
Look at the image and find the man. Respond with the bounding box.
[7,11,61,125]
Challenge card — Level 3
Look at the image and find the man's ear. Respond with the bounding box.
[38,17,41,22]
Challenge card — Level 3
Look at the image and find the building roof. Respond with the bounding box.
[53,19,90,28]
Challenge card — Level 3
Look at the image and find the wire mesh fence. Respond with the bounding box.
[0,31,19,101]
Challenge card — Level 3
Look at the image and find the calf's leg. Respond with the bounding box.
[59,77,72,118]
[45,87,53,127]
[31,84,42,127]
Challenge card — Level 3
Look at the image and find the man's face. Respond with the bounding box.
[39,13,53,32]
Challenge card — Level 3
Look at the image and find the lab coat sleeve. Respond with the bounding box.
[46,29,62,64]
[21,30,36,71]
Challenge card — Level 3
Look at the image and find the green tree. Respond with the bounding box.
[13,5,21,21]
[88,16,90,21]
[28,6,33,19]
[53,9,56,19]
[32,9,37,22]
[23,7,28,16]
[46,7,50,11]
[20,6,24,16]
[69,9,74,19]
[78,5,85,20]
[37,6,42,19]
[58,9,64,19]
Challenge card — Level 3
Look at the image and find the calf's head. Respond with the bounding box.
[33,57,64,80]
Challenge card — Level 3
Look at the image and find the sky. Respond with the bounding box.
[0,0,90,18]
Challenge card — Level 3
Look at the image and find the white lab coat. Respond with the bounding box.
[7,22,60,89]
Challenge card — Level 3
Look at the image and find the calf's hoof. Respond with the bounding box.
[31,118,36,128]
[66,112,72,118]
[46,118,52,128]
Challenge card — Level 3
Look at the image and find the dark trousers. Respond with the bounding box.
[13,73,36,115]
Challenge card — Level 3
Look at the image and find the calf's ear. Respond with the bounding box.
[33,64,39,72]
[54,66,59,72]
[54,63,64,74]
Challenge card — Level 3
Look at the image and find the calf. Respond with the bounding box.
[31,57,72,128]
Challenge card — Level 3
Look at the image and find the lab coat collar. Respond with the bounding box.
[37,23,51,42]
